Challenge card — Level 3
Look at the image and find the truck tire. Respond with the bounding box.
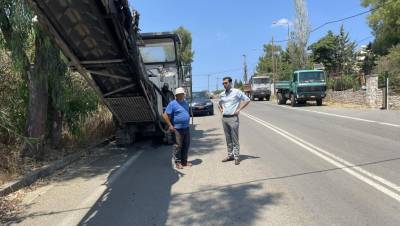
[266,95,270,101]
[277,93,284,105]
[316,98,323,106]
[115,127,136,147]
[116,129,129,147]
[291,94,297,107]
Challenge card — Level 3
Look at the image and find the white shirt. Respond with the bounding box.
[219,88,250,115]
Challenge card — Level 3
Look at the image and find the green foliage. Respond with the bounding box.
[327,75,360,91]
[233,79,243,90]
[309,25,356,76]
[375,44,400,93]
[256,44,294,81]
[0,50,29,143]
[362,0,400,54]
[58,73,100,136]
[0,0,34,73]
[174,26,194,65]
[309,31,337,73]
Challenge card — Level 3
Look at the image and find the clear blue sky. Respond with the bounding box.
[130,0,373,91]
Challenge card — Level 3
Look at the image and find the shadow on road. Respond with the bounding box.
[166,183,282,225]
[77,142,180,226]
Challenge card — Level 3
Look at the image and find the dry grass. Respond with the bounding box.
[0,191,22,223]
[62,105,115,148]
[0,105,115,187]
[324,101,370,109]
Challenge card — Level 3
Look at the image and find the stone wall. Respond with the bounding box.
[389,95,400,110]
[325,90,367,106]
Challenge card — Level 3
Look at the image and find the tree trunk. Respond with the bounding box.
[49,106,63,149]
[21,31,49,159]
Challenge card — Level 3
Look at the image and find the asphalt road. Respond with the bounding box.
[7,101,400,226]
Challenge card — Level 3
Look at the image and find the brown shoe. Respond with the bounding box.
[175,163,183,169]
[235,159,240,165]
[222,156,234,162]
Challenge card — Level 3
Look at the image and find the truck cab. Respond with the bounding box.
[275,70,327,106]
[249,75,272,101]
[138,32,188,112]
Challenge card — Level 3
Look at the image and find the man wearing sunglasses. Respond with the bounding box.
[218,76,250,165]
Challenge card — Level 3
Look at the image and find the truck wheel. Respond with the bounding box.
[291,95,297,107]
[316,98,323,106]
[266,95,270,101]
[116,129,129,147]
[277,93,284,105]
[277,93,281,104]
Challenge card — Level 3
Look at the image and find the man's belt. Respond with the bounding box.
[223,115,236,118]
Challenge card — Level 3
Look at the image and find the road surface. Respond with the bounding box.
[6,102,400,226]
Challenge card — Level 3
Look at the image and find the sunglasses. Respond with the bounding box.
[222,82,230,85]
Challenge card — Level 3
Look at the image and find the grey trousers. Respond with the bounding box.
[222,116,240,159]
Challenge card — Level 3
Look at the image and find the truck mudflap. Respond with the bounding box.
[27,0,159,125]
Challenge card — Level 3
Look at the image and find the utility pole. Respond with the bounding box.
[243,54,248,83]
[271,36,275,83]
[207,74,211,93]
[216,77,220,91]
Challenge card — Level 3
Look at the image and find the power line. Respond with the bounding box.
[271,1,392,44]
[194,4,385,84]
[356,36,373,45]
[193,68,242,77]
[311,6,381,33]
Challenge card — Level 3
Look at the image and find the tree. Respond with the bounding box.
[309,26,356,77]
[174,26,194,65]
[336,25,357,76]
[362,0,400,55]
[0,0,100,159]
[360,43,376,76]
[292,0,311,68]
[309,31,337,74]
[375,44,400,93]
[234,79,239,88]
[256,43,292,81]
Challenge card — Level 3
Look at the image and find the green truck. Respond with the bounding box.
[275,70,327,107]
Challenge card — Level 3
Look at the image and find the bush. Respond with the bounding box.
[327,75,360,91]
[376,45,400,94]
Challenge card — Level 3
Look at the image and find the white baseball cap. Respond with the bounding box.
[175,87,185,95]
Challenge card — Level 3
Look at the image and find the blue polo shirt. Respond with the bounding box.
[165,100,190,129]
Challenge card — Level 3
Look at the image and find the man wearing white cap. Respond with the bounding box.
[162,87,191,169]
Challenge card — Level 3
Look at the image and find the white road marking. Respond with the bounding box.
[60,149,145,226]
[242,112,400,203]
[262,102,400,128]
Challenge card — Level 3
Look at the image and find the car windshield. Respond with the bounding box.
[299,71,325,83]
[192,92,208,99]
[139,38,176,64]
[253,78,270,84]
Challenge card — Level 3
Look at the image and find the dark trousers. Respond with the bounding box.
[173,128,190,164]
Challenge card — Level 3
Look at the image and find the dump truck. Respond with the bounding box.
[27,0,190,145]
[248,75,272,101]
[275,70,327,107]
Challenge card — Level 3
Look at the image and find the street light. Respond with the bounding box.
[272,20,290,40]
